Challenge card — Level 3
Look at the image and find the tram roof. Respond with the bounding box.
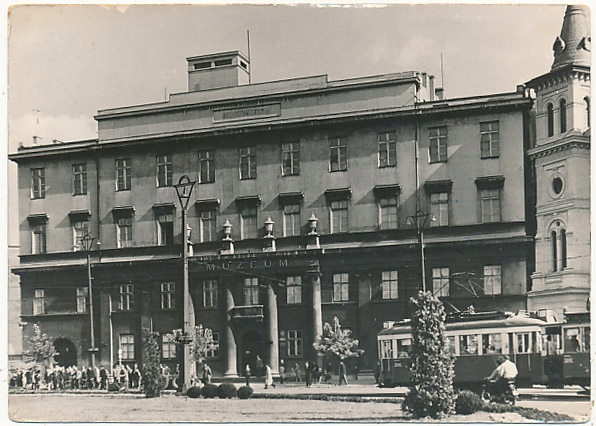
[378,314,547,336]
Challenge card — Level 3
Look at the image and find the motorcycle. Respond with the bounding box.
[481,378,519,405]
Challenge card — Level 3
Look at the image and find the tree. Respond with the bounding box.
[24,324,57,368]
[402,291,455,419]
[168,324,216,364]
[142,328,163,398]
[313,316,364,360]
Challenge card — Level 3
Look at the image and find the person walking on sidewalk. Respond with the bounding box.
[279,360,285,385]
[338,360,348,386]
[264,364,275,389]
[244,364,251,386]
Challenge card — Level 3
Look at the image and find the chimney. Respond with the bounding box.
[186,50,250,92]
[435,87,445,101]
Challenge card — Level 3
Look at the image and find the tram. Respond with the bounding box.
[377,311,547,389]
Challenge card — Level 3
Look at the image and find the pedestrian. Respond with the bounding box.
[324,362,333,384]
[202,363,212,385]
[374,361,381,385]
[354,364,359,381]
[99,366,108,390]
[279,360,285,385]
[264,364,274,389]
[244,364,251,386]
[339,360,348,386]
[255,355,264,377]
[293,362,301,383]
[304,361,311,387]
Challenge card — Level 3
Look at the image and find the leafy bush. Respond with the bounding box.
[141,328,164,398]
[107,383,120,392]
[237,385,254,399]
[402,291,455,419]
[455,390,483,415]
[186,386,202,399]
[217,383,237,399]
[201,383,219,398]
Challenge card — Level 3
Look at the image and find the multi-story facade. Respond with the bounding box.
[9,6,588,377]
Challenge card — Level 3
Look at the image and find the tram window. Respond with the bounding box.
[582,327,590,352]
[397,338,412,358]
[544,334,561,355]
[517,333,533,353]
[482,333,502,354]
[564,328,582,352]
[445,336,456,355]
[459,334,479,355]
[381,340,393,359]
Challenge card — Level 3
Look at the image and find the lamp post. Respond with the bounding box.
[173,175,197,392]
[81,234,98,372]
[407,211,435,291]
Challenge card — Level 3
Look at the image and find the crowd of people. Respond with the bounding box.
[9,363,143,391]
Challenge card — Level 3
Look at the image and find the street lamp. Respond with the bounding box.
[173,175,197,392]
[407,211,435,291]
[81,234,99,372]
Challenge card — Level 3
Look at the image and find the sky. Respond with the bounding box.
[5,2,571,244]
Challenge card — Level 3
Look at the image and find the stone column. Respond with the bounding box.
[223,280,237,377]
[98,289,112,369]
[307,262,323,366]
[266,282,279,374]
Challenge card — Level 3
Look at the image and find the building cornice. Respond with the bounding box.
[525,65,590,91]
[528,135,590,161]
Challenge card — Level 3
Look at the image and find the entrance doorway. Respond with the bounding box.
[53,338,77,367]
[241,331,266,377]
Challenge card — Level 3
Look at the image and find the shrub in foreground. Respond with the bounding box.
[217,382,237,399]
[186,386,202,399]
[237,385,253,399]
[201,383,219,398]
[455,390,483,415]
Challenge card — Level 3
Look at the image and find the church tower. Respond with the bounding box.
[526,5,591,318]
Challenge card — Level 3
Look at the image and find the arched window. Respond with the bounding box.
[561,229,567,269]
[585,97,591,128]
[551,230,558,272]
[547,103,554,137]
[559,99,567,133]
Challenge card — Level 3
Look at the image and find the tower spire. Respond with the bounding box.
[551,5,591,71]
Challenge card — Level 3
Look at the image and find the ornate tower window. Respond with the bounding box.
[547,103,554,137]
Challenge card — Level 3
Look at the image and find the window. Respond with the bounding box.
[397,338,412,358]
[378,131,397,168]
[240,205,258,239]
[482,333,503,354]
[380,340,393,359]
[559,99,567,133]
[156,211,174,246]
[119,284,134,311]
[72,163,87,195]
[445,336,456,355]
[584,97,591,128]
[428,126,448,163]
[550,225,568,272]
[561,229,567,269]
[283,204,301,237]
[239,146,257,180]
[243,277,259,305]
[459,334,479,355]
[162,334,176,359]
[117,217,133,248]
[120,334,135,360]
[379,197,398,230]
[381,271,399,300]
[480,121,500,158]
[31,223,47,254]
[430,192,449,227]
[547,103,554,137]
[156,154,172,187]
[516,332,537,353]
[432,267,449,297]
[330,200,349,233]
[116,158,131,191]
[551,230,558,272]
[563,328,584,353]
[33,289,46,315]
[72,220,89,251]
[329,137,347,171]
[287,330,303,357]
[198,150,215,184]
[286,276,302,304]
[479,188,501,223]
[203,280,218,308]
[332,273,349,302]
[76,287,88,313]
[281,142,300,176]
[483,265,502,295]
[206,332,219,358]
[31,168,45,199]
[160,282,175,310]
[200,210,216,242]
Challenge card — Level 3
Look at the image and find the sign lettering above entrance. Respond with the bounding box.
[196,257,318,273]
[213,104,281,122]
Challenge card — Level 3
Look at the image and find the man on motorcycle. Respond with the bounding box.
[485,355,518,399]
